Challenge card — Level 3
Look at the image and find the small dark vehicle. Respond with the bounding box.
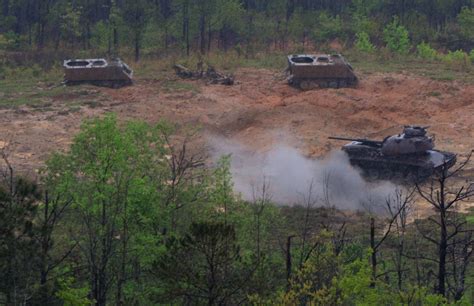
[63,58,133,88]
[329,126,456,182]
[287,54,357,90]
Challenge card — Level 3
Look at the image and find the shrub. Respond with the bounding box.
[383,17,410,54]
[442,50,468,64]
[416,42,438,60]
[1,31,21,50]
[355,32,375,53]
[470,50,474,63]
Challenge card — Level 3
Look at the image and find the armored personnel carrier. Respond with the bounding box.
[329,126,456,182]
[63,58,133,88]
[287,54,357,90]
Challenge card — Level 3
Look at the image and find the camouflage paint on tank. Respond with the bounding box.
[329,126,456,182]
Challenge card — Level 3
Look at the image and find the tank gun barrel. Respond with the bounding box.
[328,136,383,146]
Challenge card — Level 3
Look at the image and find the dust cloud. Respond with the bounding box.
[208,136,397,211]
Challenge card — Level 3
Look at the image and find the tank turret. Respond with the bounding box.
[329,126,456,182]
[381,126,434,156]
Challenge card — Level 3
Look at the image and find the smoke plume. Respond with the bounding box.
[208,136,397,212]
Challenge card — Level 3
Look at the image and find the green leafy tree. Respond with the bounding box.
[383,17,410,54]
[457,7,474,44]
[355,31,375,53]
[288,9,317,50]
[312,12,344,44]
[57,2,82,48]
[49,114,170,305]
[122,0,150,61]
[153,221,251,305]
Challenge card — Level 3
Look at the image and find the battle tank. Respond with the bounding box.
[329,126,456,182]
[63,58,133,88]
[287,54,358,90]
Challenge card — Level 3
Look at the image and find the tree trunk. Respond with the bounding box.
[182,0,189,56]
[286,235,295,290]
[207,21,211,53]
[199,13,206,55]
[113,27,118,53]
[370,217,376,287]
[437,209,447,296]
[134,34,140,62]
[39,191,50,305]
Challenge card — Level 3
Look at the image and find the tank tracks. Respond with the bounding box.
[349,152,457,184]
[289,77,358,90]
[65,79,132,89]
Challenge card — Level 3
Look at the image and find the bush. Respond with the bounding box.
[383,17,410,54]
[1,31,22,50]
[416,42,438,60]
[355,32,375,53]
[470,50,474,63]
[442,50,468,64]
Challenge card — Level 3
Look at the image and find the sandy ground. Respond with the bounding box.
[1,68,473,175]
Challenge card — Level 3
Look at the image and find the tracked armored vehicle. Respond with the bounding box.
[329,126,456,182]
[63,58,133,88]
[287,54,357,90]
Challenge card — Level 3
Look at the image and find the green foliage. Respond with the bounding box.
[457,7,474,42]
[49,114,171,304]
[417,42,438,60]
[312,12,344,43]
[442,50,469,64]
[55,274,93,306]
[252,243,450,305]
[355,32,375,53]
[383,17,411,54]
[212,0,245,34]
[153,221,248,304]
[470,50,474,63]
[0,177,41,303]
[352,14,378,37]
[0,31,21,50]
[90,21,111,51]
[57,3,82,44]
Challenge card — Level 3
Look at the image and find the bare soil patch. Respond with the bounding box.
[0,68,473,176]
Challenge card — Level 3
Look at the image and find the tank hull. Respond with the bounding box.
[63,58,133,88]
[342,142,456,183]
[287,54,358,90]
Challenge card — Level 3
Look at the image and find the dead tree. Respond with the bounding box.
[251,177,272,263]
[162,132,206,232]
[363,190,412,286]
[34,185,76,304]
[320,171,348,256]
[416,152,474,298]
[297,180,318,268]
[386,187,416,290]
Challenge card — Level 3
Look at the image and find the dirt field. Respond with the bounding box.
[1,67,473,177]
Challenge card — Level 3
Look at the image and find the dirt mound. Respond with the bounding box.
[0,68,473,174]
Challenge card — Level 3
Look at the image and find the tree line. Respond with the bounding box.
[1,114,473,305]
[0,0,473,60]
